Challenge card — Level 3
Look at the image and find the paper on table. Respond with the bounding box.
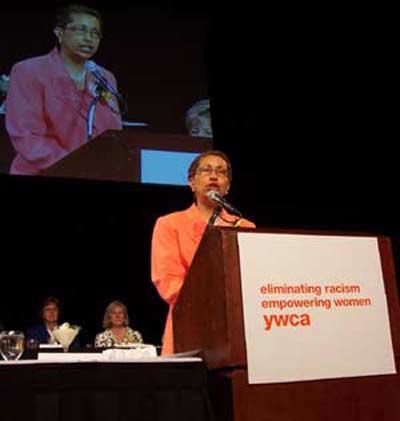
[39,344,64,349]
[102,344,157,360]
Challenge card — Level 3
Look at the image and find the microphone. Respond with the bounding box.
[85,60,122,100]
[207,191,242,217]
[208,204,222,227]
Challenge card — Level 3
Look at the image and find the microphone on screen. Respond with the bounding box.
[85,60,123,101]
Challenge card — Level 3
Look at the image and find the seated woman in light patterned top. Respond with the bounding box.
[95,300,143,348]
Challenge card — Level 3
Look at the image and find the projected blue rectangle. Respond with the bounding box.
[141,149,200,186]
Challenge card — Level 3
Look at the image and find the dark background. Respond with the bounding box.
[0,1,397,346]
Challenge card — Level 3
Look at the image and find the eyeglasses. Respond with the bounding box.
[64,25,102,40]
[197,166,229,177]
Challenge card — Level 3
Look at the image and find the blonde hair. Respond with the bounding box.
[102,300,130,329]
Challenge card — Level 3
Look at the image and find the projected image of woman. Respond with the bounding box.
[5,4,122,175]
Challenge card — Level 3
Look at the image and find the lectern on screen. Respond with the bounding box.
[0,4,211,185]
[41,130,213,184]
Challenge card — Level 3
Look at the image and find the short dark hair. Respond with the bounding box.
[39,296,61,319]
[55,3,103,31]
[188,150,232,181]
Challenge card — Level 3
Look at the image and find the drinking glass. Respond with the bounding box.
[0,330,25,361]
[52,324,80,352]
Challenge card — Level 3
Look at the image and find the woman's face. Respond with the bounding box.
[189,154,230,204]
[42,304,59,324]
[55,13,102,63]
[109,306,125,328]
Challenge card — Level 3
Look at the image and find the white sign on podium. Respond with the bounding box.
[237,233,396,384]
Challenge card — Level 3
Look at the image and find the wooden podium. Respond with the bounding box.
[173,227,400,421]
[41,130,212,182]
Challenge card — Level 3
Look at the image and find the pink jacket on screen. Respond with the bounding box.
[5,48,123,175]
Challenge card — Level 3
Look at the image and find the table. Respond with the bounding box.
[0,358,215,421]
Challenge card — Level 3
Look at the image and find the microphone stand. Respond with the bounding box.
[208,204,222,227]
[86,86,103,141]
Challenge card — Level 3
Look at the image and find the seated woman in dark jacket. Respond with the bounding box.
[26,296,80,349]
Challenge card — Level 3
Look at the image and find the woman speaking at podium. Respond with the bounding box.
[151,150,255,355]
[5,4,122,175]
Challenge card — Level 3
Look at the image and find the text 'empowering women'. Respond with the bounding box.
[260,282,372,331]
